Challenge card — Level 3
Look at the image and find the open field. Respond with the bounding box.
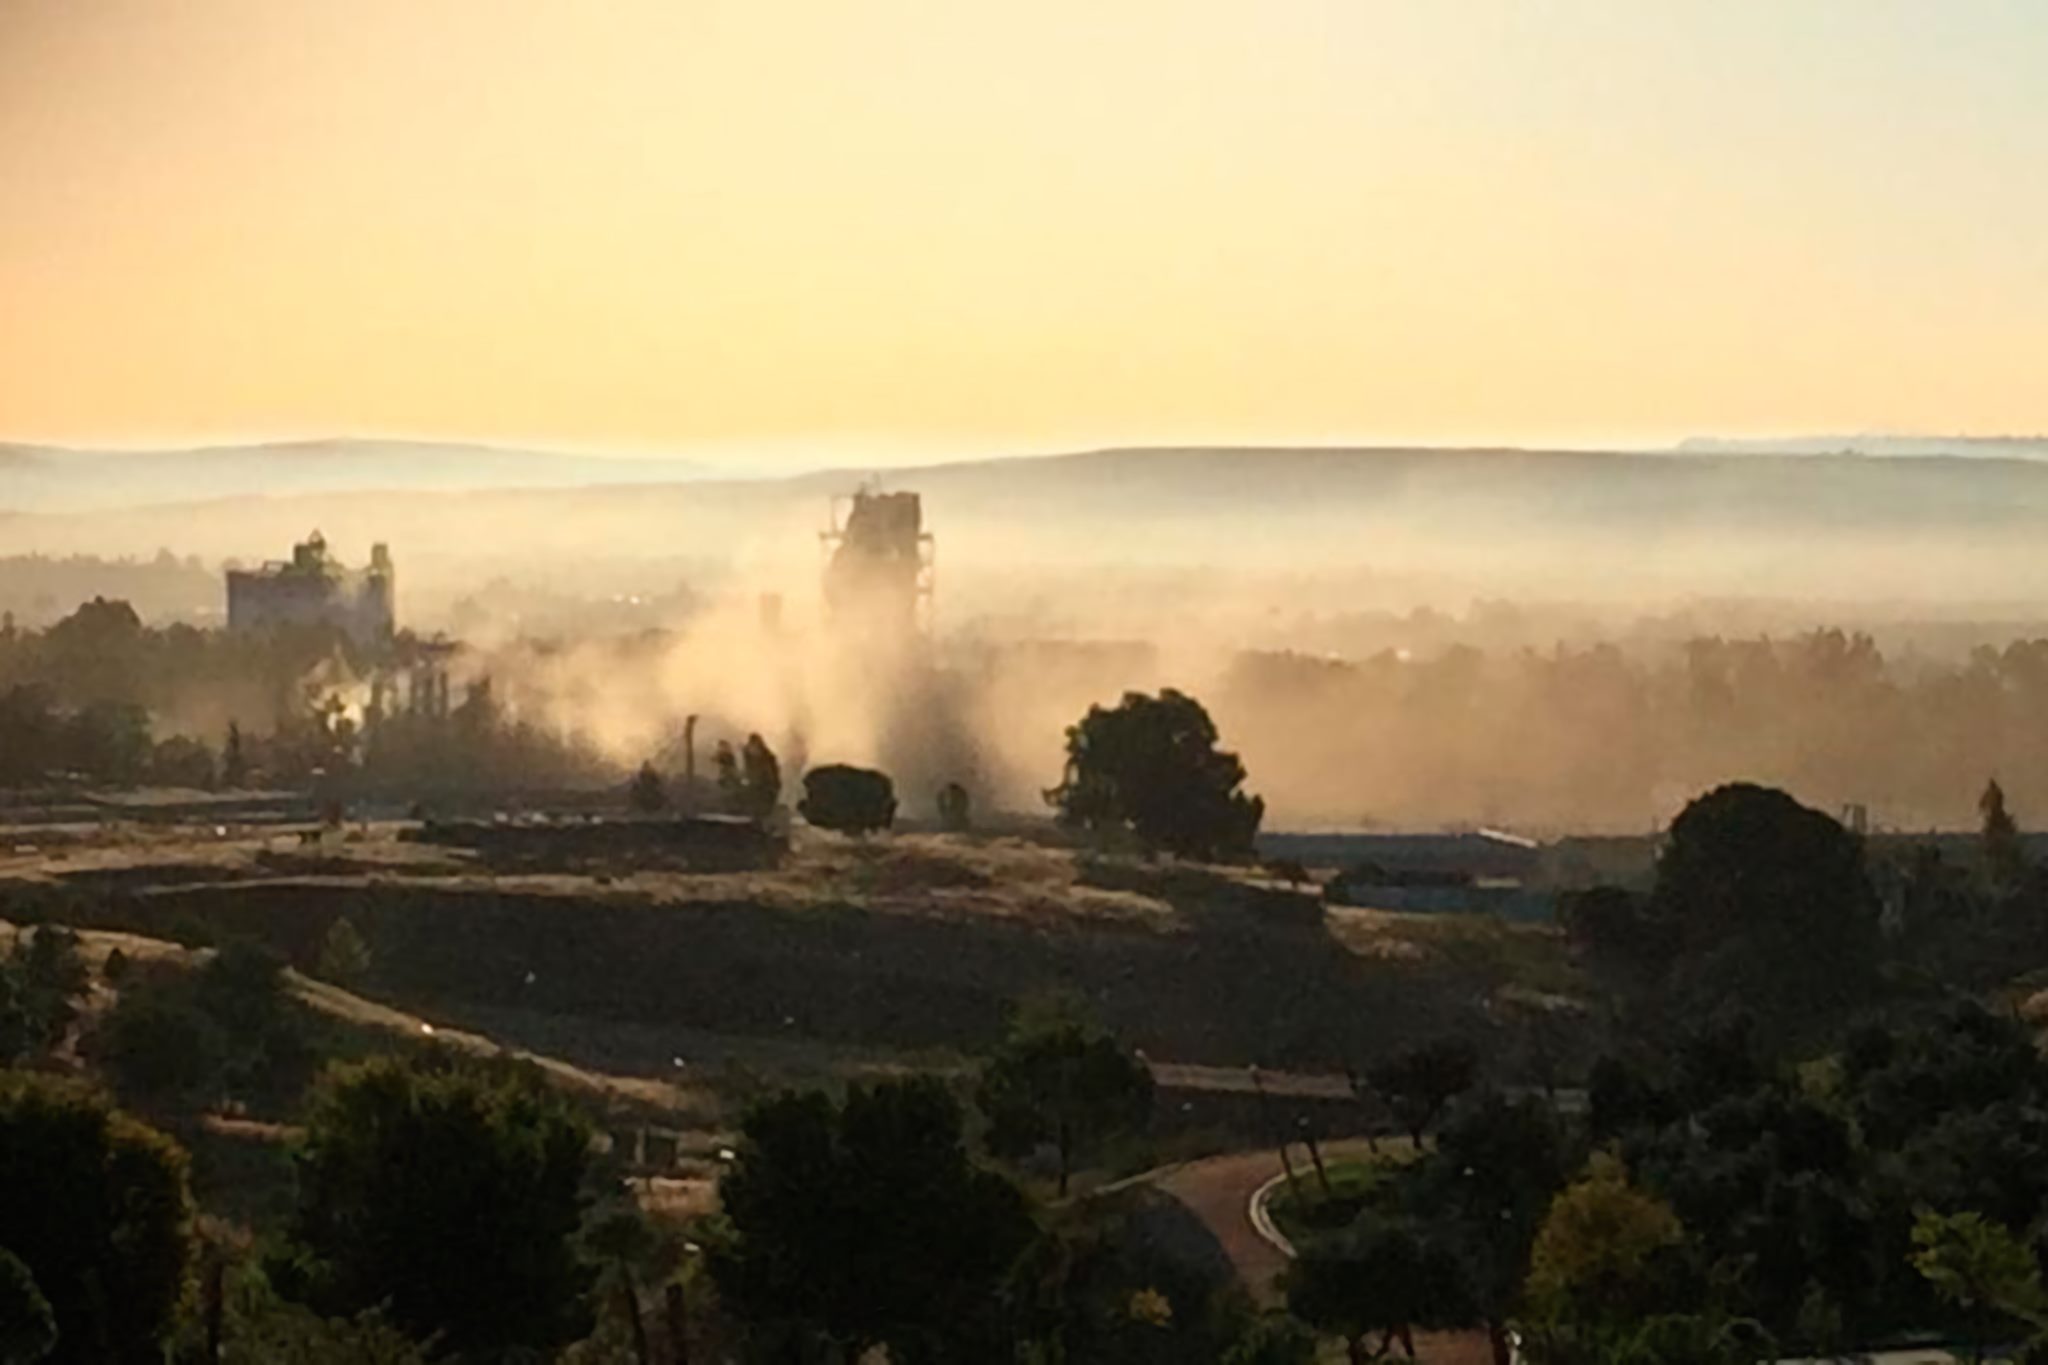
[0,821,1584,1083]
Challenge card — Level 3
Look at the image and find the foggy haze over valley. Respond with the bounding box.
[13,438,2048,835]
[15,6,2048,1359]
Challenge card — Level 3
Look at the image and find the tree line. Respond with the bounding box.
[1219,628,2048,829]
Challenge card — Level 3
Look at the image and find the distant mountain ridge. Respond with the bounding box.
[16,442,2048,610]
[1678,434,2048,458]
[0,437,708,512]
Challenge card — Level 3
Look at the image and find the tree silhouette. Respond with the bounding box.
[739,733,782,821]
[0,1073,194,1363]
[1285,1216,1470,1363]
[628,760,668,813]
[1365,1037,1478,1145]
[149,733,216,789]
[280,1057,596,1355]
[1980,778,2026,892]
[0,926,89,1064]
[977,1001,1154,1195]
[1652,783,1880,1021]
[712,740,741,812]
[936,780,972,833]
[1410,1092,1569,1365]
[222,720,248,788]
[315,916,373,986]
[710,1075,1033,1361]
[1048,689,1263,860]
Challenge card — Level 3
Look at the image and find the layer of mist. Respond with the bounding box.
[14,444,2048,834]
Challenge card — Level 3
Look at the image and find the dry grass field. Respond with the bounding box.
[1,820,1582,1089]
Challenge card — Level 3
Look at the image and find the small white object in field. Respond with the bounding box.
[420,1023,435,1036]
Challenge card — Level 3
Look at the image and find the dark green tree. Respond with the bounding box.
[936,780,972,833]
[64,701,152,784]
[0,926,89,1064]
[149,734,216,789]
[739,733,782,820]
[1221,1314,1319,1365]
[1365,1037,1479,1145]
[1005,1190,1251,1365]
[0,1073,194,1363]
[92,980,227,1103]
[0,686,58,785]
[279,1056,596,1356]
[1558,885,1675,984]
[1910,1210,2048,1361]
[1651,783,1880,1023]
[628,760,668,813]
[313,916,372,987]
[798,764,897,836]
[197,941,312,1097]
[0,1248,56,1365]
[1409,1092,1570,1365]
[1048,689,1263,860]
[1981,778,2026,892]
[1285,1216,1470,1364]
[711,1075,1034,1361]
[713,740,741,811]
[199,1267,429,1365]
[221,721,249,789]
[977,1003,1154,1196]
[1518,1154,1690,1363]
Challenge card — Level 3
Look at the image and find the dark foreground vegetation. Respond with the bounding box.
[6,770,2048,1362]
[15,585,2048,1360]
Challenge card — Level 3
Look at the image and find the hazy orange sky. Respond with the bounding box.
[3,1,2044,463]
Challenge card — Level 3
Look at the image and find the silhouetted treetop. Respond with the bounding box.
[1048,688,1263,861]
[1651,782,1880,1019]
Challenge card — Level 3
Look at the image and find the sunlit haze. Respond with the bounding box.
[4,0,2045,464]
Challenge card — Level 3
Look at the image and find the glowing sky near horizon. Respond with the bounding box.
[2,0,2045,461]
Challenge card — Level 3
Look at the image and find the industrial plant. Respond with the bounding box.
[225,531,394,647]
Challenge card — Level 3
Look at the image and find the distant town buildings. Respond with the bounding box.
[226,532,394,646]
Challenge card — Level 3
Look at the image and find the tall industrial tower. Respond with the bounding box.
[820,487,935,639]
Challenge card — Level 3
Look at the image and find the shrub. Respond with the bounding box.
[799,764,897,836]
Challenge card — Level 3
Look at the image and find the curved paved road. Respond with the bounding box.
[1147,1143,1495,1365]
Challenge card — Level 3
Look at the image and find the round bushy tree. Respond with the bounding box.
[712,1075,1033,1360]
[0,1073,194,1363]
[798,764,897,836]
[1048,689,1263,860]
[1652,783,1880,1019]
[280,1057,596,1355]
